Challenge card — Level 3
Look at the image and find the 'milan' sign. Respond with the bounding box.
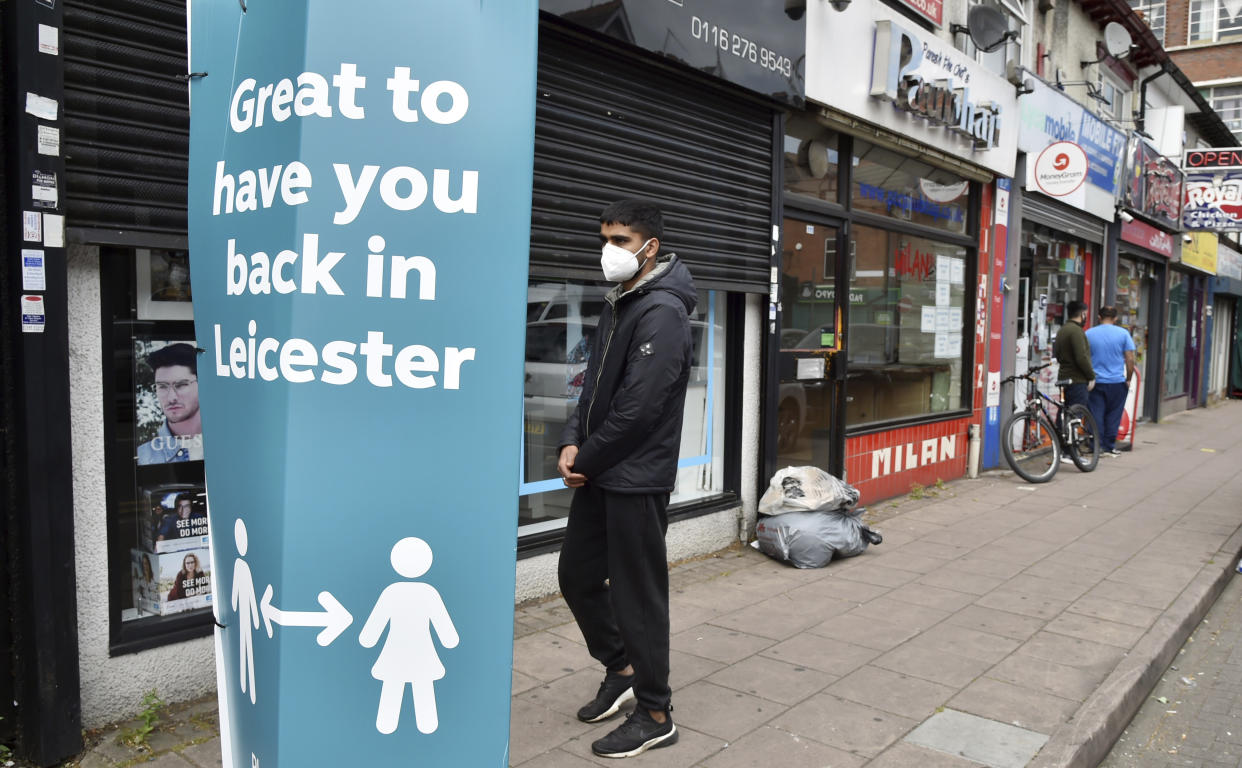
[871,20,1002,151]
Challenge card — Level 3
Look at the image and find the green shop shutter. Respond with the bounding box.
[62,0,189,242]
[531,26,775,292]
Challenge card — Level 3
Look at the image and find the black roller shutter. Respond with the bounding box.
[1023,192,1106,244]
[62,0,189,242]
[532,26,775,292]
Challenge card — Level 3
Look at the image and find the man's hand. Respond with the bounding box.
[1087,379,1096,392]
[558,445,587,488]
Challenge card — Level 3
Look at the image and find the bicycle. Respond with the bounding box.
[999,363,1101,483]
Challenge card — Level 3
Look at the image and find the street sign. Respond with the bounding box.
[188,2,538,765]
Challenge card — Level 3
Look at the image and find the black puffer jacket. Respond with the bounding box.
[559,255,697,493]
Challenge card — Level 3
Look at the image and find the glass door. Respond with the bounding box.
[776,217,843,473]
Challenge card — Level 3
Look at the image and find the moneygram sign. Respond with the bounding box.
[1033,141,1088,197]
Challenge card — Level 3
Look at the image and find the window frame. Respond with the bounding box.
[780,128,980,438]
[1190,0,1242,43]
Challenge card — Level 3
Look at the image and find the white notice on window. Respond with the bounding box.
[921,305,936,333]
[37,125,59,156]
[934,332,950,358]
[22,250,46,291]
[951,258,965,285]
[948,335,962,358]
[796,357,825,380]
[43,213,64,248]
[936,282,950,306]
[949,307,962,328]
[38,24,59,55]
[936,254,950,282]
[935,307,951,331]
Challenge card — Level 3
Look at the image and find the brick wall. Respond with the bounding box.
[1167,0,1189,47]
[1169,42,1242,83]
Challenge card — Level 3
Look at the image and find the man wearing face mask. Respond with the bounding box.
[557,199,695,758]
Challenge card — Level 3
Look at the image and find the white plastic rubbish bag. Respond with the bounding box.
[758,466,860,516]
[755,506,877,569]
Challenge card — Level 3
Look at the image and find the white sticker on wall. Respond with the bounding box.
[43,213,65,248]
[21,295,46,334]
[22,250,46,291]
[37,125,60,156]
[23,211,42,242]
[38,24,59,55]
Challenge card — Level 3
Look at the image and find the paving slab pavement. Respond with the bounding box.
[62,401,1242,768]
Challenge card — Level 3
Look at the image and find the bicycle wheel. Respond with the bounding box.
[1001,411,1060,483]
[1065,403,1100,472]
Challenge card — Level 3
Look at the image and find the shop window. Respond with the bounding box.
[1127,0,1167,45]
[103,249,213,649]
[1190,0,1242,43]
[1016,225,1089,402]
[845,226,968,426]
[519,279,728,535]
[851,139,969,235]
[783,114,840,206]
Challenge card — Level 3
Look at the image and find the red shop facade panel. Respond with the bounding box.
[844,416,971,504]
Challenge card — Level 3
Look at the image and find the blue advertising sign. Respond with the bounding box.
[1078,109,1125,194]
[187,3,538,766]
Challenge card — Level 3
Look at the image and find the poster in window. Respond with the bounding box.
[134,339,204,465]
[141,484,209,553]
[136,249,194,321]
[131,548,213,616]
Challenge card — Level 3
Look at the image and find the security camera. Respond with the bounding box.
[828,0,852,11]
[1118,210,1134,223]
[1183,233,1194,243]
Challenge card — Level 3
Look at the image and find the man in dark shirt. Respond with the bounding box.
[1053,300,1095,409]
[557,200,695,758]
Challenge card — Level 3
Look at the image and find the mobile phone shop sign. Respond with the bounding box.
[187,3,537,766]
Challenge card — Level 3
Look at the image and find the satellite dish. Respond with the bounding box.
[807,140,832,179]
[1103,22,1133,58]
[966,5,1014,53]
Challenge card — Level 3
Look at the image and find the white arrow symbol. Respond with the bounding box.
[260,584,354,647]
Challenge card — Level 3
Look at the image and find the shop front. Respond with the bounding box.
[788,0,1017,501]
[1116,219,1176,420]
[1012,73,1126,405]
[1165,233,1218,412]
[1113,135,1185,422]
[11,0,801,738]
[1212,243,1242,401]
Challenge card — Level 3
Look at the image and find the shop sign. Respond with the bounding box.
[541,0,806,107]
[1184,148,1242,169]
[1180,232,1218,275]
[870,20,1002,151]
[805,0,1017,178]
[1032,141,1088,197]
[1218,244,1242,280]
[188,2,537,766]
[1120,218,1175,258]
[870,434,957,479]
[1183,171,1242,231]
[893,0,943,27]
[1122,135,1184,229]
[1015,71,1123,220]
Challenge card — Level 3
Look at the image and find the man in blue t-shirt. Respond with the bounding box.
[1085,306,1136,456]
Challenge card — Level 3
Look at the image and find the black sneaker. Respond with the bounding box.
[576,670,635,723]
[591,708,678,758]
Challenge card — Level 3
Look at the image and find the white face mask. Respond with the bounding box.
[600,238,653,283]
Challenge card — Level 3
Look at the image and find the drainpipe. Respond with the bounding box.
[967,424,981,479]
[1136,63,1170,135]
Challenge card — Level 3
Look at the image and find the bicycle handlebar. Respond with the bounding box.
[999,361,1053,385]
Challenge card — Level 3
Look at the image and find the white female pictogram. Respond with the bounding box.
[359,537,459,734]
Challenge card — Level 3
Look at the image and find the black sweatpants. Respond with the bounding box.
[558,484,671,713]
